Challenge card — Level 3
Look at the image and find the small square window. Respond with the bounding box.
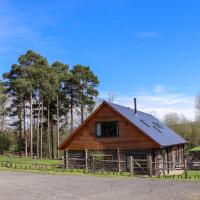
[96,121,118,137]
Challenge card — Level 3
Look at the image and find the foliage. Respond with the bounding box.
[0,132,12,153]
[188,146,200,152]
[0,155,61,165]
[163,112,200,149]
[1,50,99,158]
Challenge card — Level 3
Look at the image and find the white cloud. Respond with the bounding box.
[137,31,161,39]
[100,86,195,121]
[0,1,62,60]
[153,85,164,94]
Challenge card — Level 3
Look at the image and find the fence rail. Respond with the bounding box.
[0,156,200,179]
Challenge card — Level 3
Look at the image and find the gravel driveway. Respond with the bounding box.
[0,172,199,200]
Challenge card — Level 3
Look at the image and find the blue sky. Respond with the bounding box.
[0,0,200,119]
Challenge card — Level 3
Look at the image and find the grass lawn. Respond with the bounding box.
[157,170,200,180]
[0,165,131,178]
[187,170,200,177]
[0,155,130,177]
[0,155,62,165]
[0,155,199,180]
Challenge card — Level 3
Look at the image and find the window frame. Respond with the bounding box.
[95,121,119,138]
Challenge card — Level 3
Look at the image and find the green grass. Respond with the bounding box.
[188,146,200,152]
[0,155,199,180]
[187,170,200,177]
[0,165,130,177]
[157,170,200,180]
[0,155,61,165]
[0,155,131,177]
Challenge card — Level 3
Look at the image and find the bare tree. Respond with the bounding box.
[195,93,200,121]
[107,92,117,103]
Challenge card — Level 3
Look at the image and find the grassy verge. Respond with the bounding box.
[156,171,200,180]
[0,156,199,180]
[0,165,130,177]
[0,155,61,165]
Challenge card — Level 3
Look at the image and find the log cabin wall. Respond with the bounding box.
[66,104,160,150]
[68,149,155,160]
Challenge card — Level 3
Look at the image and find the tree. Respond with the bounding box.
[64,74,80,132]
[0,80,8,153]
[3,50,49,157]
[1,50,100,158]
[163,112,194,148]
[195,93,200,121]
[51,61,69,158]
[107,92,117,103]
[0,80,7,132]
[3,65,25,155]
[18,50,48,157]
[71,65,99,123]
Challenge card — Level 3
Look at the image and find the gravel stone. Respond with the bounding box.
[0,172,200,200]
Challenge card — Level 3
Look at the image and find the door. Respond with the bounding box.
[126,155,132,171]
[126,154,148,175]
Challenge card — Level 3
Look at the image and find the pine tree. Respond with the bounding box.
[51,61,69,158]
[71,65,99,123]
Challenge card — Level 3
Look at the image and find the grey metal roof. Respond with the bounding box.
[107,102,187,147]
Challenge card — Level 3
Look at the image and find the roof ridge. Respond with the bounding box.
[105,101,187,146]
[106,101,147,115]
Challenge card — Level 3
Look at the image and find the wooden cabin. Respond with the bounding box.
[59,101,186,173]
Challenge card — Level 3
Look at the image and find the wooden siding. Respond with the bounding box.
[64,104,160,150]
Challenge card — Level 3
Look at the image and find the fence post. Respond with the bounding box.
[130,156,134,176]
[164,153,168,175]
[62,156,64,169]
[117,148,121,172]
[147,155,152,177]
[184,159,188,179]
[92,156,95,172]
[65,150,69,170]
[85,149,88,171]
[154,157,157,176]
[33,156,36,169]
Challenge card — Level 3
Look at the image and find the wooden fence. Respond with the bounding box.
[0,156,200,179]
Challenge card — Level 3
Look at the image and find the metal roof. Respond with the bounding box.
[107,102,187,147]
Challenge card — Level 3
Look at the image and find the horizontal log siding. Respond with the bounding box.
[66,104,159,150]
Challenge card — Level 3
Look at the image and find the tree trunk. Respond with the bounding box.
[57,92,60,158]
[19,99,23,156]
[30,92,33,157]
[23,99,27,157]
[1,104,5,133]
[1,104,5,152]
[81,90,84,123]
[81,103,84,123]
[40,95,44,158]
[70,92,74,132]
[47,99,51,159]
[36,99,41,158]
[51,116,54,159]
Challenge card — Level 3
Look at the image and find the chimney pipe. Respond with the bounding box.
[134,98,137,114]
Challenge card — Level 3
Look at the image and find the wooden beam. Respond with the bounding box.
[64,150,69,170]
[117,148,121,172]
[147,155,152,177]
[130,156,134,176]
[85,149,88,171]
[184,159,188,178]
[164,152,168,175]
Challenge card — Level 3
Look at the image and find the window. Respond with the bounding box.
[152,125,162,133]
[96,121,118,137]
[140,119,151,127]
[152,122,163,129]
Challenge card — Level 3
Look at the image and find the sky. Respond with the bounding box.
[0,0,200,120]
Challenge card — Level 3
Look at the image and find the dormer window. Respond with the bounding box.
[96,121,119,137]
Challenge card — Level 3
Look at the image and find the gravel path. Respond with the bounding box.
[0,172,200,200]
